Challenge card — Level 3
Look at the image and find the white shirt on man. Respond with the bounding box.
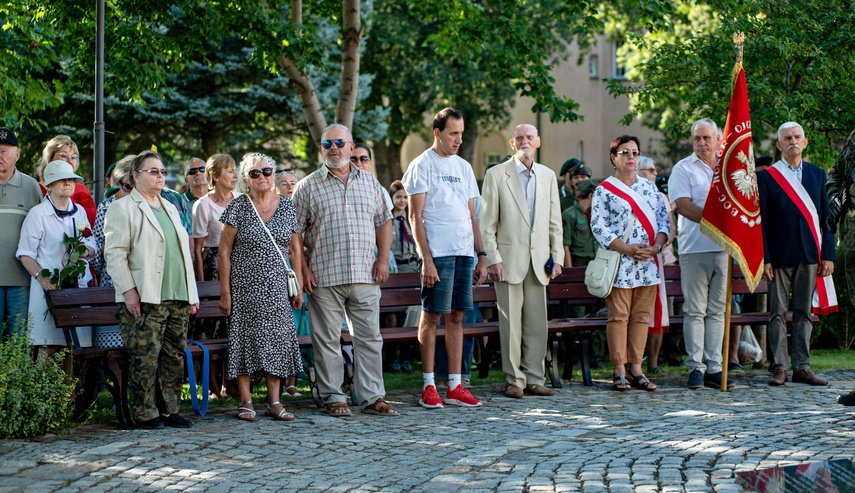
[402,149,479,258]
[668,153,724,255]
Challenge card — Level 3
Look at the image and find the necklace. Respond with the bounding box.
[252,192,274,213]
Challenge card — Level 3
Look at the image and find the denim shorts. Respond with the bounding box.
[421,255,475,314]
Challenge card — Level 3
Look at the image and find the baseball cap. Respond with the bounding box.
[560,158,581,176]
[0,128,18,147]
[577,179,599,196]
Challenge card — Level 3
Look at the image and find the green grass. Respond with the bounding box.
[79,349,855,425]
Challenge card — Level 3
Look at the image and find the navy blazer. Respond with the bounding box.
[757,161,836,268]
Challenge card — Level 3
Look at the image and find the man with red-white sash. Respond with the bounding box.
[757,121,836,387]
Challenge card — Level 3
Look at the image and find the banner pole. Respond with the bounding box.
[721,259,734,391]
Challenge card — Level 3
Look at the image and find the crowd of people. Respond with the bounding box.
[2,108,854,429]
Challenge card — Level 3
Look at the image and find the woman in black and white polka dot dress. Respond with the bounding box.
[219,153,304,422]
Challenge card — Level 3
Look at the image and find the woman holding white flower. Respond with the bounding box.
[17,160,97,354]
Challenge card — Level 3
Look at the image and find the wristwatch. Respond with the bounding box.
[477,251,487,257]
[656,244,663,253]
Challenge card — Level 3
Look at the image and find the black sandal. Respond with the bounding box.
[627,371,656,391]
[612,374,630,391]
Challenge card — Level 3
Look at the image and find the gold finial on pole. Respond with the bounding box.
[734,32,745,63]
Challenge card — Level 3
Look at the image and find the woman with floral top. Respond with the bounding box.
[590,136,669,392]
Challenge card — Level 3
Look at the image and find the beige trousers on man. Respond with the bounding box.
[308,283,386,409]
[494,264,548,388]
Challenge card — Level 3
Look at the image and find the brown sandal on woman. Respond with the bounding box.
[237,400,256,421]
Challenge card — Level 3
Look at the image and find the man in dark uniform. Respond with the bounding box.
[558,159,590,212]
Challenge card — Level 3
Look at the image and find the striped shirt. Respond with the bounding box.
[293,165,392,287]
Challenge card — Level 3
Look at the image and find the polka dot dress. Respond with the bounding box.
[220,194,302,379]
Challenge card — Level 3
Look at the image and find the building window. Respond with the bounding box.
[589,55,598,79]
[485,152,503,166]
[613,40,627,80]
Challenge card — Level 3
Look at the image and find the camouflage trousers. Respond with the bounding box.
[118,300,190,423]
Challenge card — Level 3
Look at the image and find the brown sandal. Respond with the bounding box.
[361,398,399,417]
[325,401,352,417]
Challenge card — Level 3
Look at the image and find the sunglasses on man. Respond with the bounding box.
[186,165,206,176]
[321,139,350,149]
[248,167,274,179]
[350,155,371,163]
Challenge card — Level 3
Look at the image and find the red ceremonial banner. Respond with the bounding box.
[699,62,765,292]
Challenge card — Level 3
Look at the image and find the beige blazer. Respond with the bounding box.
[104,188,199,305]
[480,158,564,285]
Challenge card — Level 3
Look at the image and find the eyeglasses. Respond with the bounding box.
[136,168,168,176]
[321,139,349,149]
[350,155,371,163]
[186,165,206,176]
[614,150,641,157]
[248,167,274,179]
[57,152,79,162]
[639,167,658,173]
[118,181,133,193]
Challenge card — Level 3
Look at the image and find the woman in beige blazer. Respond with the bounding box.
[104,150,199,429]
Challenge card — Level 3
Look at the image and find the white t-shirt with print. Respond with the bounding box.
[402,149,479,258]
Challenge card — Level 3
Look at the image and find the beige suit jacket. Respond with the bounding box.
[104,188,199,305]
[480,158,564,285]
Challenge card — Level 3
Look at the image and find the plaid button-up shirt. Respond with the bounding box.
[293,165,392,287]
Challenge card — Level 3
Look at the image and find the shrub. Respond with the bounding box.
[0,318,76,438]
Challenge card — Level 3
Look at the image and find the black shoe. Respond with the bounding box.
[137,417,165,429]
[837,391,855,406]
[687,369,704,389]
[160,413,192,428]
[703,371,734,389]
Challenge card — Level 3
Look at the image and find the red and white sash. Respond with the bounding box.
[601,177,669,331]
[766,161,837,315]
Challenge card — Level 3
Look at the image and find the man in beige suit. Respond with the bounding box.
[480,124,564,398]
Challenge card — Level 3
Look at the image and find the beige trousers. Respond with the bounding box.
[494,264,548,387]
[605,285,656,366]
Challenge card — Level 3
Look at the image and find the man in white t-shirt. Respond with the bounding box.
[668,118,730,390]
[403,107,488,409]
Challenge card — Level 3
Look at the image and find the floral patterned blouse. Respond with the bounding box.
[591,176,670,288]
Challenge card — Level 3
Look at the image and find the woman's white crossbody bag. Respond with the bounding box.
[584,215,635,298]
[251,200,300,297]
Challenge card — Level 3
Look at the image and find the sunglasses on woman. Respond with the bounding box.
[321,139,349,149]
[350,155,371,163]
[248,167,274,179]
[118,181,133,193]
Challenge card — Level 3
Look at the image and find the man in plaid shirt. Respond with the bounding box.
[292,123,397,417]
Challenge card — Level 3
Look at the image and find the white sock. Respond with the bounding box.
[423,372,435,389]
[449,374,461,390]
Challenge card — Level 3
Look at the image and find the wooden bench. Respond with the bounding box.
[46,282,317,426]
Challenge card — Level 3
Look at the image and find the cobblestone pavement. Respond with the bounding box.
[2,369,855,493]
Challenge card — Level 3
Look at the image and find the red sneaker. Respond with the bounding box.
[443,385,481,407]
[419,385,444,409]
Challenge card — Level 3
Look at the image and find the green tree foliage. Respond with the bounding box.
[605,0,855,165]
[363,0,603,183]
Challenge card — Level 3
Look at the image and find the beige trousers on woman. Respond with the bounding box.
[605,285,656,366]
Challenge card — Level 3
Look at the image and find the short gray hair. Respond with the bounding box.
[777,121,803,141]
[238,152,276,193]
[636,156,655,174]
[321,123,353,141]
[691,118,718,137]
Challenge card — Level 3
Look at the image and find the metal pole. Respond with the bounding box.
[93,0,105,204]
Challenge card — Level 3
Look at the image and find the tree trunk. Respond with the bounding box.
[200,129,218,159]
[373,139,403,189]
[336,0,362,131]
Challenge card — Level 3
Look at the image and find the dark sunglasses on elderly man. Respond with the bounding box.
[248,167,274,179]
[186,165,206,176]
[350,155,371,163]
[321,139,349,149]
